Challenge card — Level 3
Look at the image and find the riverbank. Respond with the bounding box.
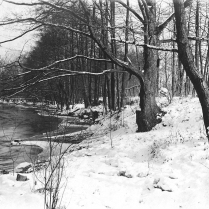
[0,100,93,172]
[1,97,209,209]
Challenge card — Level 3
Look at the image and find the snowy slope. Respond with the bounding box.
[1,97,209,209]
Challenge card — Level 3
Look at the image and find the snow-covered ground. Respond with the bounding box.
[1,96,209,209]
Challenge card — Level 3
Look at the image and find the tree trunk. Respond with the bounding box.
[203,21,209,81]
[137,46,161,132]
[110,1,116,110]
[174,0,209,137]
[120,0,129,109]
[192,0,200,97]
[137,0,161,132]
[172,17,176,97]
[176,58,184,96]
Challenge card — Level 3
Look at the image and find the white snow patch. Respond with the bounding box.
[1,97,209,209]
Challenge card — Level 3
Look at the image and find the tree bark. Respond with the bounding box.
[110,1,116,110]
[120,0,129,109]
[172,16,176,97]
[137,0,161,132]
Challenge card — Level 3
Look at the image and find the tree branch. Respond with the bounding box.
[114,0,144,24]
[3,0,87,23]
[0,25,42,44]
[157,0,193,35]
[160,36,209,43]
[137,0,147,22]
[0,18,91,38]
[2,68,124,98]
[113,38,178,52]
[80,0,144,83]
[157,13,175,35]
[18,55,112,73]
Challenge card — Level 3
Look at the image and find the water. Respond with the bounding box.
[0,103,62,171]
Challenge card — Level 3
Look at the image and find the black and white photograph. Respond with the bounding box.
[0,0,209,208]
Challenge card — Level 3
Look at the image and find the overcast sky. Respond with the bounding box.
[0,0,37,61]
[0,0,172,61]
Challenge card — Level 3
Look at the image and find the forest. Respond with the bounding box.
[2,1,209,209]
[0,0,209,134]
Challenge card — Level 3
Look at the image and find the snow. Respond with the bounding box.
[15,162,32,173]
[1,97,209,209]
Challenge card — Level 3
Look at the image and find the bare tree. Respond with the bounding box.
[0,0,198,132]
[173,0,209,138]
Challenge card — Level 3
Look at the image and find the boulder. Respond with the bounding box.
[16,174,28,181]
[91,111,99,121]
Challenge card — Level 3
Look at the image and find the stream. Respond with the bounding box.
[0,103,84,171]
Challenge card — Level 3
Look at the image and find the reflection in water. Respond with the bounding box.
[0,104,60,140]
[0,104,61,171]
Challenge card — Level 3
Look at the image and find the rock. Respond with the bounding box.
[125,174,133,178]
[16,174,28,181]
[117,171,126,176]
[91,111,99,121]
[154,182,172,192]
[153,177,175,192]
[1,170,9,174]
[117,171,133,178]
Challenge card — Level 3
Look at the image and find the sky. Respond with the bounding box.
[0,0,37,61]
[0,0,173,61]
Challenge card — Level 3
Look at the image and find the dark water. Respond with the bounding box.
[0,103,62,171]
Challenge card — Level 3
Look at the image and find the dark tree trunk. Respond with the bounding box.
[110,1,116,110]
[172,17,176,97]
[136,0,161,132]
[120,0,129,110]
[203,21,209,81]
[176,59,184,96]
[174,0,209,138]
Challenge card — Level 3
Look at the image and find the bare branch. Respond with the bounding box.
[18,55,112,73]
[137,0,147,22]
[40,68,123,80]
[80,0,144,83]
[157,0,193,35]
[157,13,175,35]
[0,18,91,38]
[141,0,149,21]
[3,0,44,6]
[113,38,178,52]
[114,0,144,24]
[188,36,209,41]
[2,68,124,98]
[0,25,42,44]
[3,0,87,23]
[160,36,209,43]
[140,44,178,52]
